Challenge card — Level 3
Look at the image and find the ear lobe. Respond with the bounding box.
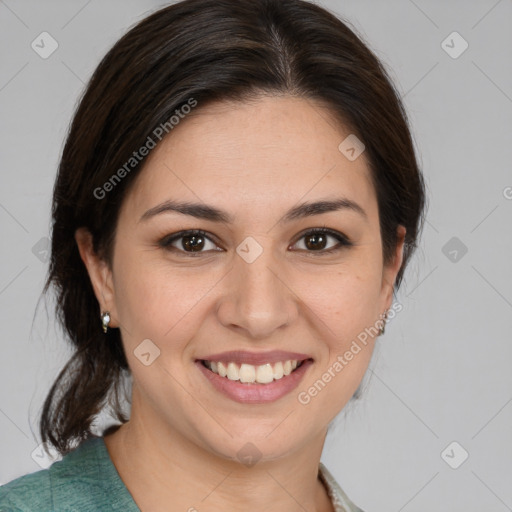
[75,227,118,327]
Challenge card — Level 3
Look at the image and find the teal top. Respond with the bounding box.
[0,437,365,511]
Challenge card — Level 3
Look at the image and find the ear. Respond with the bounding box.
[75,227,118,328]
[380,224,407,310]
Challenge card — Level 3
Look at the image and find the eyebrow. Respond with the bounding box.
[139,197,368,224]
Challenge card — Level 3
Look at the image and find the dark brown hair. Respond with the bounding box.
[40,0,427,455]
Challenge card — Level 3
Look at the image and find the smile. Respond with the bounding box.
[201,359,305,384]
[196,355,314,404]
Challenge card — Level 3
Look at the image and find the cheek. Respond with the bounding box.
[289,265,380,398]
[113,253,223,351]
[290,262,382,336]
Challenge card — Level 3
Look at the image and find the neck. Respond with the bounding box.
[103,393,333,512]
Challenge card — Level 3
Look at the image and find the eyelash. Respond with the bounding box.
[158,227,352,256]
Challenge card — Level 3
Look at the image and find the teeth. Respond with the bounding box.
[256,363,274,384]
[203,359,303,384]
[217,361,227,377]
[239,363,255,383]
[227,362,239,381]
[273,361,284,379]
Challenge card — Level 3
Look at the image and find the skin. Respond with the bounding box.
[76,95,405,512]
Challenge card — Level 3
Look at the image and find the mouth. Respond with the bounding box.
[195,353,314,404]
[199,358,310,384]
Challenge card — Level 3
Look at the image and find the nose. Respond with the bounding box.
[216,242,299,339]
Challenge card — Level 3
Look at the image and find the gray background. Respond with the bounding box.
[1,1,511,511]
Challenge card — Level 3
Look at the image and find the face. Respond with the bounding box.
[78,95,405,462]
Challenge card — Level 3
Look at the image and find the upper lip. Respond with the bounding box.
[197,350,313,366]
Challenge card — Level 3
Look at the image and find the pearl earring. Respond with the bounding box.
[101,311,111,333]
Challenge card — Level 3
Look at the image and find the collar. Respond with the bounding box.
[318,462,365,512]
[56,437,363,511]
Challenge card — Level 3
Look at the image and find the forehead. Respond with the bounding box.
[123,95,378,225]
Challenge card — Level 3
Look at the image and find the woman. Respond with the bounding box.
[0,0,426,510]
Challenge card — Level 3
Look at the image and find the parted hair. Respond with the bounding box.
[40,0,427,455]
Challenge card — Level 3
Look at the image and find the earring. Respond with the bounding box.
[101,311,111,333]
[379,310,388,336]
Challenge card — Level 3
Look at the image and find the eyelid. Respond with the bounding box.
[159,227,352,255]
[159,229,222,252]
[289,226,352,253]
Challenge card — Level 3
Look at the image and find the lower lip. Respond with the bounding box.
[195,359,313,404]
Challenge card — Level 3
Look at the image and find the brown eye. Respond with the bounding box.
[292,228,351,254]
[160,230,221,254]
[304,232,328,250]
[181,233,206,252]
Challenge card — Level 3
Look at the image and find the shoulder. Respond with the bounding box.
[0,468,52,511]
[0,437,107,512]
[318,462,366,512]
